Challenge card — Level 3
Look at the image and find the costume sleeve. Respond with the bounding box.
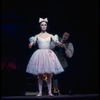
[65,43,74,58]
[29,36,36,43]
[52,35,58,42]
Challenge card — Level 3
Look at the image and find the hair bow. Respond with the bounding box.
[39,18,48,23]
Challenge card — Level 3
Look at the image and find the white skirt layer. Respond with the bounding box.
[26,49,64,75]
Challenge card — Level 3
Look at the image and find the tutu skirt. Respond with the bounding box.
[26,49,64,75]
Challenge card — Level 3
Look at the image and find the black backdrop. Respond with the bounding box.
[1,0,99,96]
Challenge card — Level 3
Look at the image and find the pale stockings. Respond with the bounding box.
[37,74,54,96]
[37,74,43,96]
[47,74,54,96]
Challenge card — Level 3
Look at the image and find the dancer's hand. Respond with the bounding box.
[60,43,66,49]
[29,42,34,49]
[56,41,63,46]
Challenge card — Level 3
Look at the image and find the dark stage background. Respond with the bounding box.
[1,0,99,96]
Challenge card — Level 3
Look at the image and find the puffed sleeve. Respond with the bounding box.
[52,34,63,46]
[65,43,74,58]
[29,36,36,43]
[52,34,58,42]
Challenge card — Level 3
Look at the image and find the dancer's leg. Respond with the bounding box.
[47,74,54,96]
[37,74,43,96]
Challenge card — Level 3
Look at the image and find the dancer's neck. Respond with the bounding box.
[41,31,47,34]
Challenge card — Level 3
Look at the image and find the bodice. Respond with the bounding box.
[37,37,51,49]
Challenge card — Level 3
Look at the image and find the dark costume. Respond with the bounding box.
[50,37,74,95]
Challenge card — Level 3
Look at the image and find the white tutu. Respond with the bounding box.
[26,34,64,75]
[26,49,64,75]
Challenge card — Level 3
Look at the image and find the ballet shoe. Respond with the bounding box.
[37,92,42,97]
[48,93,54,97]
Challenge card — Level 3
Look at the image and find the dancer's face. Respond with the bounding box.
[40,22,47,32]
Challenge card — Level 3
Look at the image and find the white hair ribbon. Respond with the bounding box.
[39,18,48,23]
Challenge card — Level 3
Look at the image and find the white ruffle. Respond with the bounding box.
[52,35,58,42]
[29,36,36,43]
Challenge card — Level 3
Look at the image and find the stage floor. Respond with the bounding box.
[1,94,99,100]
